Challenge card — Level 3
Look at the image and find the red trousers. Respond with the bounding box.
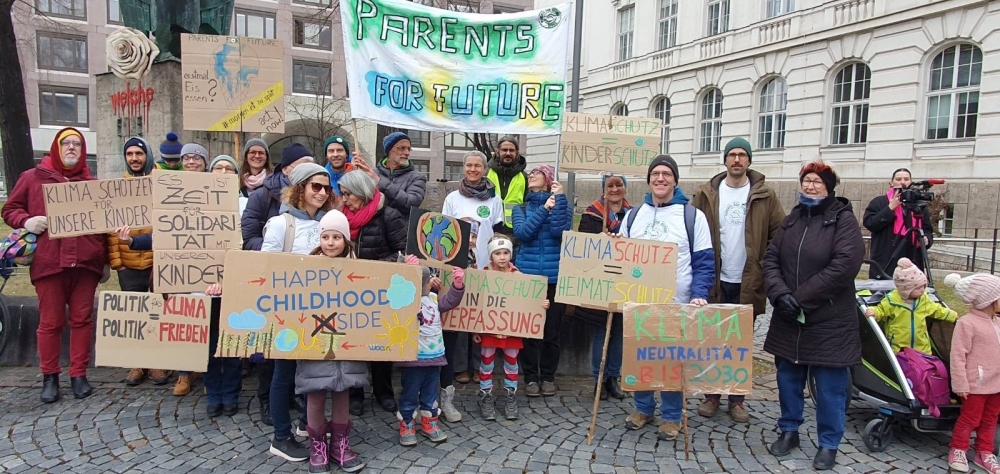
[34,269,100,377]
[951,393,1000,452]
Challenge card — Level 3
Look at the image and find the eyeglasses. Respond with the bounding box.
[61,140,82,148]
[247,151,267,157]
[182,155,203,162]
[309,182,332,194]
[340,189,353,198]
[726,152,749,160]
[801,179,825,187]
[213,165,237,174]
[649,171,674,179]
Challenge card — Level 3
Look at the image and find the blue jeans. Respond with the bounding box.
[205,297,242,405]
[399,366,440,422]
[633,391,684,423]
[775,356,850,450]
[591,314,623,379]
[270,360,306,440]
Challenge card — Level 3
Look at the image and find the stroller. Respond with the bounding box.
[849,260,962,452]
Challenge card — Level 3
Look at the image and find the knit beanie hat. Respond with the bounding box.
[893,258,927,297]
[488,236,513,256]
[602,173,627,190]
[288,162,328,186]
[945,272,1000,310]
[324,136,352,160]
[243,138,269,159]
[278,143,313,173]
[209,155,239,173]
[319,210,351,239]
[123,137,150,157]
[800,164,838,192]
[181,143,209,166]
[159,132,183,160]
[529,165,555,190]
[382,131,410,156]
[467,219,480,236]
[723,137,753,164]
[647,155,679,184]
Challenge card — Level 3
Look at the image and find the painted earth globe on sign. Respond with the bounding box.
[417,213,463,262]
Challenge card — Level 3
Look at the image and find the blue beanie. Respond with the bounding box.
[159,132,183,160]
[278,142,313,173]
[382,132,410,156]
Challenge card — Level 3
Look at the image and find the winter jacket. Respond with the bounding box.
[2,130,107,283]
[690,170,785,315]
[863,194,934,279]
[575,204,630,328]
[376,159,427,221]
[396,285,466,368]
[621,190,716,303]
[108,143,155,271]
[295,359,369,394]
[870,289,958,354]
[486,155,529,232]
[355,202,408,262]
[261,205,326,255]
[241,172,288,251]
[325,162,353,197]
[950,308,1000,395]
[512,191,573,284]
[763,195,865,367]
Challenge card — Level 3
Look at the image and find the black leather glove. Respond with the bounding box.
[774,294,801,321]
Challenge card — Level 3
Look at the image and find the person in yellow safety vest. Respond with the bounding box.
[486,136,528,237]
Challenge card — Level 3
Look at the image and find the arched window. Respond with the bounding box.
[699,88,724,153]
[652,97,671,153]
[757,77,787,149]
[830,62,870,145]
[926,44,982,140]
[611,103,629,116]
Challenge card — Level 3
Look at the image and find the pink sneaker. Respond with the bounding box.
[949,448,969,472]
[974,452,1000,474]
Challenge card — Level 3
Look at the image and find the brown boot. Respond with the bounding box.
[125,368,145,386]
[173,374,192,396]
[697,398,720,418]
[148,369,170,385]
[729,402,750,423]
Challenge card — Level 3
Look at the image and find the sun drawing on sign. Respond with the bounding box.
[375,312,417,354]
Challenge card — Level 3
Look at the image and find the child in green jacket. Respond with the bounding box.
[865,257,958,354]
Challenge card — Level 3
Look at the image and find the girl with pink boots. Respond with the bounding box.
[944,272,1000,474]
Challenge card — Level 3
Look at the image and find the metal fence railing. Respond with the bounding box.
[864,228,1000,274]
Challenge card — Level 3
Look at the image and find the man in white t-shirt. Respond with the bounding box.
[621,155,716,442]
[691,137,786,423]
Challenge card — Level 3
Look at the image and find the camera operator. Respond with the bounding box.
[863,168,934,279]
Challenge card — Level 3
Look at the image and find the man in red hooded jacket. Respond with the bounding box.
[2,127,110,403]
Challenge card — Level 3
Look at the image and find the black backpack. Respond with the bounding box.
[624,203,697,255]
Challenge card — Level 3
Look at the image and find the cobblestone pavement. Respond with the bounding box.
[0,358,956,474]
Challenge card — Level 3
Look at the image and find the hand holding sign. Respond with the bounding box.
[451,267,465,287]
[25,216,48,234]
[544,196,556,210]
[551,181,564,195]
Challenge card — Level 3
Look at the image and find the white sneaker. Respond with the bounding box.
[440,385,463,423]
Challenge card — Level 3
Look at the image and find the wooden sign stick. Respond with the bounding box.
[233,131,241,164]
[586,303,616,445]
[682,366,690,461]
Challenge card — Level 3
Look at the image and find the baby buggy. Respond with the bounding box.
[848,260,961,452]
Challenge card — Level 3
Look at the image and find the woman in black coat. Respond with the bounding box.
[762,161,864,471]
[862,168,934,279]
[337,170,408,416]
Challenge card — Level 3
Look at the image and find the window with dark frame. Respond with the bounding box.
[293,18,332,50]
[107,0,121,24]
[235,10,276,39]
[292,61,332,95]
[37,32,88,72]
[39,86,89,127]
[37,0,86,20]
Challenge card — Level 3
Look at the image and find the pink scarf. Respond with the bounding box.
[889,188,919,242]
[243,169,267,192]
[343,189,384,240]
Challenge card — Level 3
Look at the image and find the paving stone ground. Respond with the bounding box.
[0,315,958,473]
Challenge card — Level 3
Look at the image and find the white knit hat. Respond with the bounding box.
[488,237,513,256]
[944,272,1000,310]
[319,210,350,239]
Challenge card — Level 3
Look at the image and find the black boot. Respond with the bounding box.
[597,381,608,401]
[769,431,799,457]
[605,377,626,400]
[71,376,93,399]
[813,448,837,470]
[41,374,60,404]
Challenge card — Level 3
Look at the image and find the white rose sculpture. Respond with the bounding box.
[106,27,160,80]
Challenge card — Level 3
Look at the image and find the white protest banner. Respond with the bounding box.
[341,0,572,134]
[43,177,153,238]
[559,113,662,176]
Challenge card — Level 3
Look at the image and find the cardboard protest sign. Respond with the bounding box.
[559,113,662,176]
[43,177,153,238]
[419,181,461,213]
[95,291,211,372]
[556,231,677,311]
[439,268,548,339]
[217,250,423,362]
[181,34,285,133]
[341,0,572,134]
[152,170,240,293]
[406,209,471,269]
[621,303,754,396]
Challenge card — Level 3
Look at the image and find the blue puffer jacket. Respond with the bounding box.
[512,191,573,283]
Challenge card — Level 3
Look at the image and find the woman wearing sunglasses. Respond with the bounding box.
[338,169,408,416]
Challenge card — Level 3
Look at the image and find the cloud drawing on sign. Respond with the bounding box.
[274,329,298,352]
[228,309,267,330]
[387,274,416,309]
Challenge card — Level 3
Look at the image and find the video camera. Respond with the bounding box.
[895,179,945,207]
